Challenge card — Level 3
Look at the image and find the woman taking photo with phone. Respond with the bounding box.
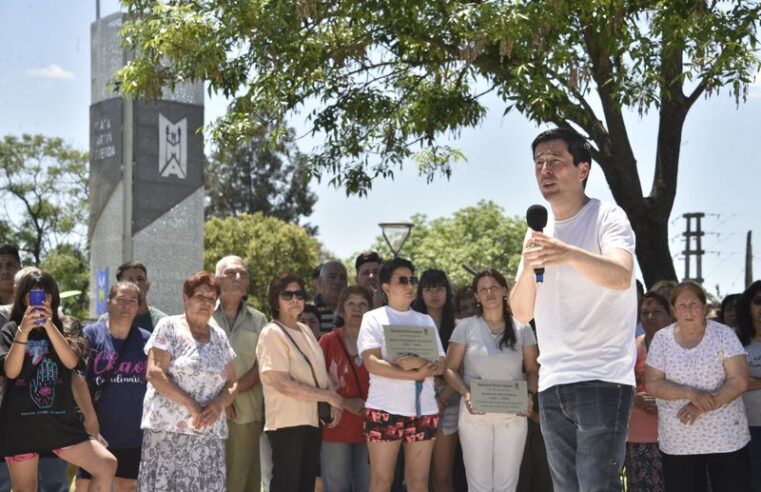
[0,270,117,492]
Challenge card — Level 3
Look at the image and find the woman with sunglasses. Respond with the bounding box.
[257,272,344,492]
[357,258,446,492]
[736,280,761,491]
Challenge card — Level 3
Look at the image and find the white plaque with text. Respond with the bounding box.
[470,379,528,414]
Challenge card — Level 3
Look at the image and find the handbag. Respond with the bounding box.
[273,321,333,424]
[90,326,135,402]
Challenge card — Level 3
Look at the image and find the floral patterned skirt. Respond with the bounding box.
[137,429,226,491]
[624,441,665,492]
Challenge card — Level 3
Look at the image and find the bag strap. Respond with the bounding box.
[273,320,322,389]
[335,329,365,400]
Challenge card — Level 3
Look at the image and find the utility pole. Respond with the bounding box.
[682,213,705,284]
[746,230,753,288]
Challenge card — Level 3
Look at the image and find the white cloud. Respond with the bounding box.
[26,64,75,80]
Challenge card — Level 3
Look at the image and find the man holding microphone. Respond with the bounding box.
[510,128,637,492]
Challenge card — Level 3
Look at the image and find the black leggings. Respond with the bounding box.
[267,425,321,492]
[661,445,751,492]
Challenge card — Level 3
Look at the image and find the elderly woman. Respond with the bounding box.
[645,281,751,491]
[0,270,117,492]
[444,269,539,492]
[319,286,372,492]
[358,257,446,492]
[736,280,761,492]
[257,272,343,492]
[77,281,151,492]
[625,292,672,492]
[137,272,238,491]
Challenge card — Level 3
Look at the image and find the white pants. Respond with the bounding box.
[458,399,528,492]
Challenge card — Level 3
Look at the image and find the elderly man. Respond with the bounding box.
[313,260,348,336]
[213,255,268,492]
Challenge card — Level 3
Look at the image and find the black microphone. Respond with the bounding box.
[526,205,548,283]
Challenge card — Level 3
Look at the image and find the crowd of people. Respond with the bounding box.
[0,128,758,492]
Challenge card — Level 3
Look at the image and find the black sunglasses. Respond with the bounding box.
[280,290,307,301]
[394,276,419,286]
[751,297,761,306]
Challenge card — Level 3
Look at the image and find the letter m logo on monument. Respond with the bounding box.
[158,114,187,179]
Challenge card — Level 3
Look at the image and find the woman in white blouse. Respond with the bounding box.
[645,281,751,492]
[444,269,539,492]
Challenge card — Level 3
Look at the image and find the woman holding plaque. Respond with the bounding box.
[357,257,446,492]
[444,269,539,492]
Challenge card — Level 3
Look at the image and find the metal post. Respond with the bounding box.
[122,96,133,263]
[682,213,705,284]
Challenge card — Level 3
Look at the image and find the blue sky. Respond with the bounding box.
[1,1,758,297]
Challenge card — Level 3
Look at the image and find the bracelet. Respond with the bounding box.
[13,339,27,345]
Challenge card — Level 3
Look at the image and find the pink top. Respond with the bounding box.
[627,335,658,443]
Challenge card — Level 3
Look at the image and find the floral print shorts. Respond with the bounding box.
[364,408,439,442]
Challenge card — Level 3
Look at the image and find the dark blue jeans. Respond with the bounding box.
[539,380,634,492]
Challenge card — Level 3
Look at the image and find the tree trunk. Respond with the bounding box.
[630,211,677,288]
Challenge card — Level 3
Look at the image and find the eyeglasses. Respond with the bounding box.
[752,297,761,306]
[280,290,307,301]
[394,276,419,286]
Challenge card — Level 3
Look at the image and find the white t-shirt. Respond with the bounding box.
[742,338,761,427]
[449,316,536,386]
[517,198,637,391]
[357,306,445,416]
[646,321,750,454]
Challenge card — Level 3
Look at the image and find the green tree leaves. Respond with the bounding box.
[372,200,524,287]
[0,134,88,265]
[114,0,761,286]
[205,123,318,234]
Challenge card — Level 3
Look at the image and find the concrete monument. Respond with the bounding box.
[89,12,204,316]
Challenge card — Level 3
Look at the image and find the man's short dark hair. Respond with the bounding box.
[379,257,415,285]
[531,128,592,168]
[312,265,322,280]
[355,251,382,274]
[116,261,147,281]
[0,244,21,265]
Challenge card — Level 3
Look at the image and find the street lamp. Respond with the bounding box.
[378,221,414,257]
